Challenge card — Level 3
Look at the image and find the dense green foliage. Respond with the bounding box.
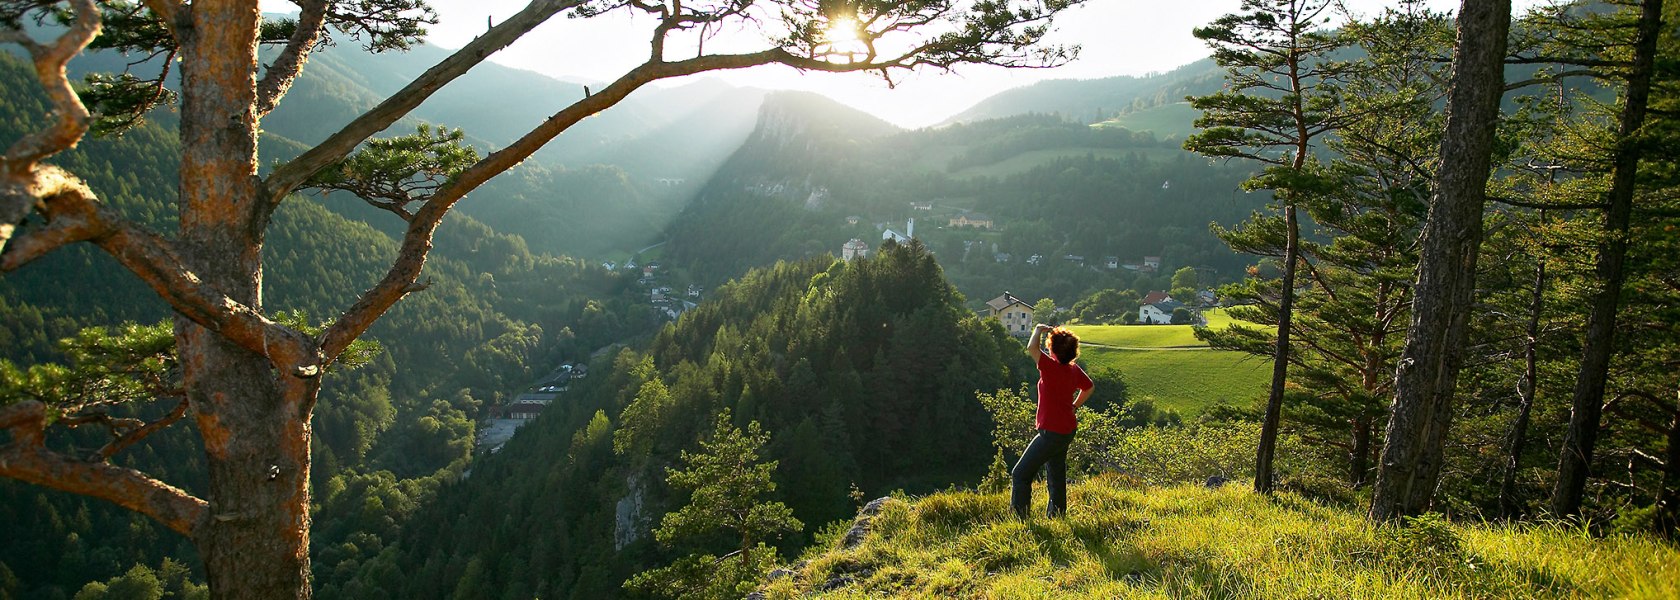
[624,411,801,600]
[340,243,1030,598]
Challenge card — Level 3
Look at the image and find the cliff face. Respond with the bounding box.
[754,479,1680,598]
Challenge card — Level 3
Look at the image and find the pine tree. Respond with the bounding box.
[624,410,801,600]
[1185,0,1357,494]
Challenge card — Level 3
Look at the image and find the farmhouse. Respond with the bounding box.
[1140,298,1186,324]
[986,292,1035,336]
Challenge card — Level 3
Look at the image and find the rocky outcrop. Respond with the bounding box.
[744,496,896,599]
[613,473,645,550]
[841,496,893,548]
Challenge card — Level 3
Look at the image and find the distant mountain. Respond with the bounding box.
[663,91,1258,303]
[264,41,752,174]
[942,59,1225,126]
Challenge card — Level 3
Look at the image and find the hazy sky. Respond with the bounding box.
[262,0,1553,128]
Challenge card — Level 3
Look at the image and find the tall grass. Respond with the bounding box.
[760,481,1680,599]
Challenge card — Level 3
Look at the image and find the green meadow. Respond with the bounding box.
[761,480,1680,599]
[1068,310,1269,416]
[1095,102,1201,140]
[1078,348,1270,417]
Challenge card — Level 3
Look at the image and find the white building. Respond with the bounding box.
[842,238,870,261]
[1140,299,1186,324]
[882,217,916,244]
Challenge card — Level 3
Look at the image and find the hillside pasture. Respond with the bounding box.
[1079,347,1269,417]
[1068,307,1239,348]
[1069,324,1203,348]
[1065,309,1265,416]
[1096,101,1200,140]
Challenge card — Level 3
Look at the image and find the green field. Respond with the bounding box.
[1096,101,1200,140]
[1067,309,1269,416]
[1067,308,1240,348]
[1078,347,1270,417]
[1069,324,1204,348]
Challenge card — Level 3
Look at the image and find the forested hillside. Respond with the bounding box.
[941,59,1225,126]
[663,96,1258,309]
[336,243,1032,598]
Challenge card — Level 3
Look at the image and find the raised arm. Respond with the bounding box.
[1026,323,1051,358]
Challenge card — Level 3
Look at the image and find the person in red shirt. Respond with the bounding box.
[1012,323,1094,519]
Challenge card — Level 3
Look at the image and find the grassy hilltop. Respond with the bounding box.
[759,479,1680,599]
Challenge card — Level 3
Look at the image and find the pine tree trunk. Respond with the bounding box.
[1500,258,1545,519]
[1369,0,1510,522]
[1255,204,1298,494]
[1659,391,1680,537]
[1551,0,1665,519]
[175,3,315,597]
[1351,414,1372,488]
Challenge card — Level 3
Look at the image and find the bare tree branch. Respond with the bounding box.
[263,0,589,203]
[0,0,100,259]
[0,400,207,538]
[96,397,190,461]
[0,169,319,375]
[1,0,99,171]
[255,0,328,117]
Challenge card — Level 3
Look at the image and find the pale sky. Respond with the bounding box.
[262,0,1553,128]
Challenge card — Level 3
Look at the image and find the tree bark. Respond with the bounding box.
[1551,0,1664,519]
[1351,413,1373,487]
[1369,0,1510,522]
[1658,390,1680,537]
[1255,204,1298,494]
[175,3,316,597]
[1500,256,1546,519]
[1659,390,1680,537]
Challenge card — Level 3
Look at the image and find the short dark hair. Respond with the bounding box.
[1049,327,1080,364]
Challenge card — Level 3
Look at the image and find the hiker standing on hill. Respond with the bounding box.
[1013,324,1095,519]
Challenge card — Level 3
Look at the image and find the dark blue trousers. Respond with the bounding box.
[1011,429,1074,518]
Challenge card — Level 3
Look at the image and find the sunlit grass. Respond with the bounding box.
[1069,308,1237,348]
[761,479,1680,599]
[1070,325,1203,348]
[1093,102,1201,140]
[1064,310,1265,416]
[1077,347,1269,416]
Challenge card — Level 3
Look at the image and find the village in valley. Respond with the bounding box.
[475,196,1217,452]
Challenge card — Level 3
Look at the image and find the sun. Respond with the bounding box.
[824,16,862,46]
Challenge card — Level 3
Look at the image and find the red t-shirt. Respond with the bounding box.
[1036,350,1094,434]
